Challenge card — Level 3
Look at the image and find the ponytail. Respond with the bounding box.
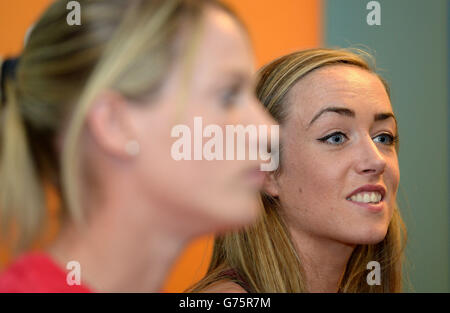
[0,58,46,253]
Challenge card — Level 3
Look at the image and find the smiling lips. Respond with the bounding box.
[346,185,386,204]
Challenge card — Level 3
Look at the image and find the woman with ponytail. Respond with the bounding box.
[0,0,273,292]
[189,48,407,293]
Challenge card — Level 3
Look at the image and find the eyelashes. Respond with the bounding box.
[318,131,348,145]
[373,133,399,145]
[317,131,398,146]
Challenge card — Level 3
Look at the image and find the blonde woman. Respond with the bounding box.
[189,48,407,293]
[0,0,274,292]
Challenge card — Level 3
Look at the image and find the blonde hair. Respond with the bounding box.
[0,0,238,253]
[188,48,407,293]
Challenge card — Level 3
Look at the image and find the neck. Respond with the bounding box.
[288,226,355,293]
[47,190,189,292]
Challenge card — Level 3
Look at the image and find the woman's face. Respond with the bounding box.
[124,7,274,235]
[268,64,399,245]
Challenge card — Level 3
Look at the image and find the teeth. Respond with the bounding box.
[348,192,382,203]
[363,193,370,203]
[370,192,378,203]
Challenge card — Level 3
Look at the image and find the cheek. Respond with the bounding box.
[279,148,343,211]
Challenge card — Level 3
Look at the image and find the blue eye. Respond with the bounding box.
[373,133,396,145]
[318,132,348,145]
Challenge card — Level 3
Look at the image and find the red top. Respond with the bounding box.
[0,252,92,293]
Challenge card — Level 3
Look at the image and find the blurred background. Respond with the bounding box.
[0,0,448,292]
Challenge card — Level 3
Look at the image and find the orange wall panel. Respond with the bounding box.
[223,0,322,67]
[0,0,54,56]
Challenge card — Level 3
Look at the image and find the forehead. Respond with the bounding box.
[287,64,392,122]
[193,7,253,73]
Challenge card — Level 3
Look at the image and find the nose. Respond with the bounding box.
[354,134,386,176]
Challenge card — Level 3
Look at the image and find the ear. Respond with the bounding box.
[262,171,280,197]
[86,90,137,159]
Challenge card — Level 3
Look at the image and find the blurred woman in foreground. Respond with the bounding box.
[0,0,273,292]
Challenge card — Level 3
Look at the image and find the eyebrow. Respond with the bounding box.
[308,106,397,129]
[374,112,397,123]
[308,107,355,127]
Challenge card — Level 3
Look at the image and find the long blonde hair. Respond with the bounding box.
[188,48,407,293]
[0,0,238,254]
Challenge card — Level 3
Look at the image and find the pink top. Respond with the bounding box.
[0,252,92,293]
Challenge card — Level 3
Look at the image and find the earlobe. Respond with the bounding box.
[262,171,279,197]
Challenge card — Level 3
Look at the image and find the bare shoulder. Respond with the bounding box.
[199,280,248,293]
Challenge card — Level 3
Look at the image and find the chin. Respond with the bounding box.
[352,224,389,245]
